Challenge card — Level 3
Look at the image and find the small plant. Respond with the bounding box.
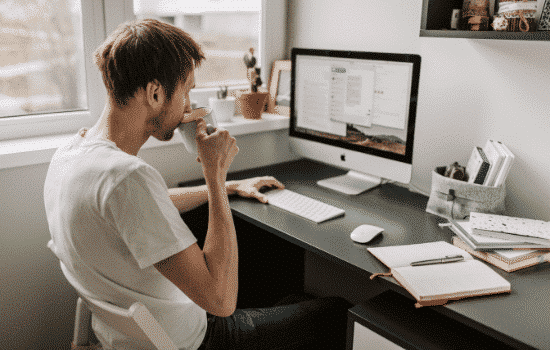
[243,47,262,92]
[251,70,262,93]
[217,86,228,99]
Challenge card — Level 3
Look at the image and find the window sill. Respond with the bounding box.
[0,113,290,170]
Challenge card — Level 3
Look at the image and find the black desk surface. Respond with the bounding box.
[224,159,550,350]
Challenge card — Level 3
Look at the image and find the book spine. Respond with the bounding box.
[473,147,491,185]
[465,146,491,185]
[493,141,514,187]
[451,236,537,272]
[472,227,550,247]
[483,140,503,186]
[452,237,507,266]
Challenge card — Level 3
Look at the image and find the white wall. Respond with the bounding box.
[288,0,550,221]
[0,163,77,349]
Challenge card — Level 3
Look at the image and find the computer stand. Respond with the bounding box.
[317,170,382,195]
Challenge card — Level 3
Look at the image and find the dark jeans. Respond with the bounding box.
[198,295,350,350]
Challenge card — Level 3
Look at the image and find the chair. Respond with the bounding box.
[72,295,179,350]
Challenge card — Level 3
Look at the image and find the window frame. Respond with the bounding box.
[0,0,107,141]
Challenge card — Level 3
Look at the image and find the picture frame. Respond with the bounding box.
[268,60,291,116]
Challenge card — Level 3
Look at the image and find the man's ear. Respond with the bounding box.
[146,80,165,108]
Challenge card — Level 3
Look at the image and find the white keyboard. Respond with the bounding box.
[264,189,345,223]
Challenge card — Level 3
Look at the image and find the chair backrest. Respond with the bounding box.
[79,295,179,350]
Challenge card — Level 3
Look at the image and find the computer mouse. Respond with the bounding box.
[350,224,384,244]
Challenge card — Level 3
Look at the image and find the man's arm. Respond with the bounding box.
[169,176,285,213]
[168,185,209,213]
[155,121,239,317]
[156,177,237,316]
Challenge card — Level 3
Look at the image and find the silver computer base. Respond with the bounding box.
[317,170,382,195]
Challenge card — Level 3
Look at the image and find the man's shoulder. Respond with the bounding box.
[50,135,158,190]
[88,143,160,190]
[78,136,148,169]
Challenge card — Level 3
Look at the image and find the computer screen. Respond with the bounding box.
[289,48,421,195]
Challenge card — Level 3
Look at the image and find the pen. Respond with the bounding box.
[410,254,464,266]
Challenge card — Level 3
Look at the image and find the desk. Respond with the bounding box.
[181,159,550,350]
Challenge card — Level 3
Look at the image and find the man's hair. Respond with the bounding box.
[94,19,205,107]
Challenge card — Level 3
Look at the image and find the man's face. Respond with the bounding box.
[150,71,195,141]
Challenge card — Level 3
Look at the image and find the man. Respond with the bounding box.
[45,19,348,350]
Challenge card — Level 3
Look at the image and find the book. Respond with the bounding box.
[452,236,550,272]
[470,212,550,246]
[445,219,550,250]
[465,146,491,185]
[367,241,511,307]
[493,141,514,187]
[482,140,505,187]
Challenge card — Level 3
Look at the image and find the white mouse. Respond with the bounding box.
[350,224,384,243]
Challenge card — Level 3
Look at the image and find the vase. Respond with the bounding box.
[239,92,268,120]
[209,97,235,123]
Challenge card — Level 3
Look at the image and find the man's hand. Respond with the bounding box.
[195,119,239,181]
[229,176,285,203]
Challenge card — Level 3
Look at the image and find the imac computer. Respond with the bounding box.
[289,48,421,195]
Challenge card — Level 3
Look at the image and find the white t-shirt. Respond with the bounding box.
[44,129,206,350]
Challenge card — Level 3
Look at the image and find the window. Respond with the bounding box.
[0,0,285,146]
[0,0,87,118]
[0,0,105,141]
[133,0,261,88]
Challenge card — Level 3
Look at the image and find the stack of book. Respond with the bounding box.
[465,140,514,186]
[444,212,550,272]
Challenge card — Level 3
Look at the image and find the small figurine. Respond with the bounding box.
[492,16,508,31]
[444,162,467,181]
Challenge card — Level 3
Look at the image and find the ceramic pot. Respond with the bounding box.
[239,92,268,120]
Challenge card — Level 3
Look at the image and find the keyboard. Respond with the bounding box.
[264,189,345,223]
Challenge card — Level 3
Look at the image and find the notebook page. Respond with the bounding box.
[367,241,472,268]
[393,260,510,301]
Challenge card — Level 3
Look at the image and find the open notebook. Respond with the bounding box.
[368,241,511,307]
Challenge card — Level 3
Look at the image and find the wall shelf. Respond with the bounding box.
[420,29,550,40]
[421,0,550,41]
